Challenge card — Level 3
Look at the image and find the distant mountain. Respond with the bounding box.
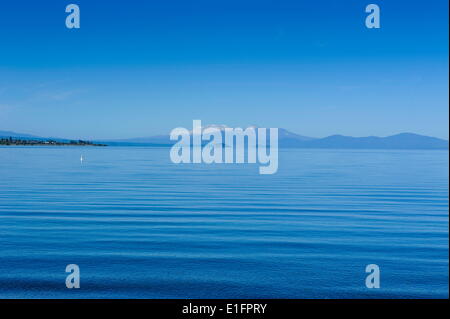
[295,133,449,149]
[2,129,448,149]
[105,126,315,146]
[0,130,42,139]
[105,129,448,149]
[277,128,316,147]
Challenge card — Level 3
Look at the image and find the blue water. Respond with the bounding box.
[0,146,448,298]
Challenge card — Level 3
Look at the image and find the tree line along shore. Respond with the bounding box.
[0,137,106,146]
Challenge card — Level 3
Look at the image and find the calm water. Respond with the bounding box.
[0,146,448,298]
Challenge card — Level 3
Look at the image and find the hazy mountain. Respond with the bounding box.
[106,126,315,145]
[105,127,447,149]
[0,130,42,139]
[296,133,449,149]
[2,129,448,149]
[277,128,316,147]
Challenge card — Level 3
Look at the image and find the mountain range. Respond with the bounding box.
[1,128,448,149]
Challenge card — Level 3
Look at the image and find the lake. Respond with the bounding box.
[0,146,448,298]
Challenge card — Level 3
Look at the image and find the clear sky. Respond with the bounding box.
[0,0,448,139]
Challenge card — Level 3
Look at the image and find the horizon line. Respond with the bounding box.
[1,128,449,142]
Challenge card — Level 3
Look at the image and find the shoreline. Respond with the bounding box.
[0,138,107,147]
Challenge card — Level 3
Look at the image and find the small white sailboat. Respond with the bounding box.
[80,155,84,163]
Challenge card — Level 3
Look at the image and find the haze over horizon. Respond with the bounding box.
[1,127,448,144]
[0,0,448,140]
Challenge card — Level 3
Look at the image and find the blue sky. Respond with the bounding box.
[0,0,448,139]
